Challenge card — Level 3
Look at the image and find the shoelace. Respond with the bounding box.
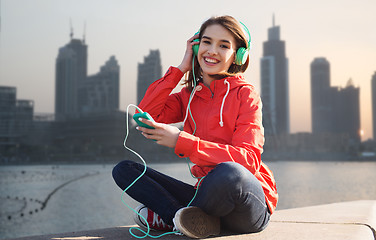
[172,218,183,236]
[152,211,168,228]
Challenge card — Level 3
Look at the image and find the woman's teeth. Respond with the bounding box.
[205,57,218,63]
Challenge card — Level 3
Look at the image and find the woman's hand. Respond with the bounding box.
[136,118,181,149]
[177,33,200,74]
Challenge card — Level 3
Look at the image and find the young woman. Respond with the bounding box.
[112,15,278,239]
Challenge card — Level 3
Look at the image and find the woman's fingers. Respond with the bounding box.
[136,118,180,148]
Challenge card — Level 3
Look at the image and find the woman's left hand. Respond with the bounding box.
[136,118,181,148]
[177,33,200,74]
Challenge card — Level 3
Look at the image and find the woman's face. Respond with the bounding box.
[197,24,237,80]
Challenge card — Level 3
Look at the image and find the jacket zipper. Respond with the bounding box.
[210,81,216,98]
[203,82,216,138]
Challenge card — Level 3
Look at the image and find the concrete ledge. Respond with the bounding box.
[4,200,376,240]
[272,200,376,227]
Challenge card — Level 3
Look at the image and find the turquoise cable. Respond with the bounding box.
[123,105,181,238]
[188,56,198,135]
[122,104,202,238]
[122,54,204,238]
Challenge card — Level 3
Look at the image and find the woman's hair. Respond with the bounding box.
[185,15,250,91]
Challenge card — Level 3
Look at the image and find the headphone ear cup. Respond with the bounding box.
[235,47,249,65]
[192,39,200,56]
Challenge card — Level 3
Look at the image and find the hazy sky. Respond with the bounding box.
[1,0,375,141]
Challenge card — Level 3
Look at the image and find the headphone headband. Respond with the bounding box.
[239,21,251,51]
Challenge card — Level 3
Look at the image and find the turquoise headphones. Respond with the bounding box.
[192,21,251,66]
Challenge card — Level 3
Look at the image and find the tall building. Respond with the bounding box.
[81,56,120,113]
[0,86,34,150]
[55,32,120,119]
[137,49,162,104]
[371,72,376,140]
[0,86,17,143]
[311,57,332,133]
[15,100,34,134]
[52,31,124,162]
[260,17,290,135]
[332,80,360,143]
[310,57,361,143]
[55,37,87,120]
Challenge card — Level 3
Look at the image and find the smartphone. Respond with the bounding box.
[133,112,155,129]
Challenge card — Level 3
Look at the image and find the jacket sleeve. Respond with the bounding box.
[138,66,185,124]
[174,86,264,175]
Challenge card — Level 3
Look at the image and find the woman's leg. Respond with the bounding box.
[112,160,196,225]
[191,162,270,233]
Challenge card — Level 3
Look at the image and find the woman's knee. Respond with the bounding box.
[112,160,136,181]
[212,162,251,184]
[206,162,263,197]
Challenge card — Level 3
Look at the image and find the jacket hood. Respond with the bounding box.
[191,75,252,98]
[208,74,251,90]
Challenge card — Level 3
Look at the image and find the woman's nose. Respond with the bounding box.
[207,46,218,55]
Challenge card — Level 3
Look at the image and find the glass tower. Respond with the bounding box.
[55,38,87,120]
[260,17,290,135]
[137,50,162,104]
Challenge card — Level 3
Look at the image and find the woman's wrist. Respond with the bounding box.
[177,64,189,74]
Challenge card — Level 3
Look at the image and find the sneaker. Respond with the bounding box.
[133,205,173,231]
[173,206,220,238]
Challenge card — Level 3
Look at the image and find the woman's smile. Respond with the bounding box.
[203,56,220,65]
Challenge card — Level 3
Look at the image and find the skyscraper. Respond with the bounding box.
[55,37,87,120]
[55,31,121,120]
[310,57,361,143]
[81,56,120,113]
[335,80,360,143]
[371,72,376,140]
[137,50,162,104]
[0,86,17,140]
[311,57,332,133]
[0,86,34,150]
[53,32,123,158]
[260,17,290,135]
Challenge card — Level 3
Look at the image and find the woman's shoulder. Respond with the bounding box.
[227,75,255,89]
[227,75,259,98]
[170,85,191,100]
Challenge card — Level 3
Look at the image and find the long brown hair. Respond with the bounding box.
[185,15,250,91]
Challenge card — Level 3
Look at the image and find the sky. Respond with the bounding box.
[1,0,375,141]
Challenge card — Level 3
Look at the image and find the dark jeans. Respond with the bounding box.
[112,160,270,233]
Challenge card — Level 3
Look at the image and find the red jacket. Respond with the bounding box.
[138,66,278,214]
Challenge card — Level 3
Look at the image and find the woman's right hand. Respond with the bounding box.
[177,33,200,74]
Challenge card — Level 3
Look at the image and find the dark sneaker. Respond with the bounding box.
[173,206,220,238]
[133,205,173,231]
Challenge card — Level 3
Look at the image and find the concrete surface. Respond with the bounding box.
[4,200,376,240]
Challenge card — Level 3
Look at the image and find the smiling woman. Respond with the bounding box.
[112,15,277,239]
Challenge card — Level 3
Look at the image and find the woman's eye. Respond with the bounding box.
[220,44,229,49]
[202,40,211,44]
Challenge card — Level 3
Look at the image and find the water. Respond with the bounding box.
[1,161,376,239]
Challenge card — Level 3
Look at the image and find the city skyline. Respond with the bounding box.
[1,0,375,141]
